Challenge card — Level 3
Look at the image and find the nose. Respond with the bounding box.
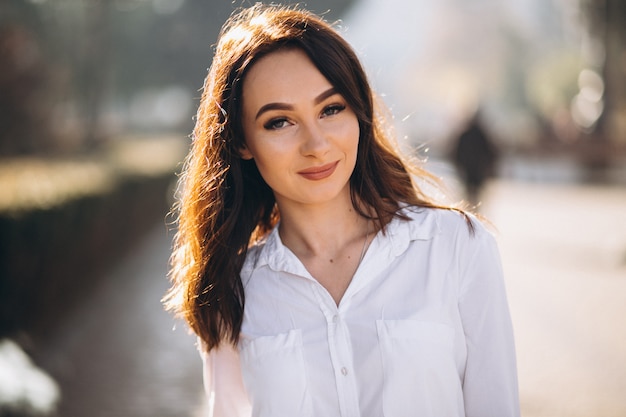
[299,121,331,157]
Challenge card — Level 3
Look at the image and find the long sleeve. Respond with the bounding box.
[458,227,520,417]
[200,341,251,417]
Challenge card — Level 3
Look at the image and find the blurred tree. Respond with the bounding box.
[80,0,112,148]
[570,0,626,179]
[0,1,55,155]
[0,0,355,156]
[579,0,626,144]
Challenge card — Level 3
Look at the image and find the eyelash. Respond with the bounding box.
[263,104,346,130]
[322,104,346,117]
[264,118,289,130]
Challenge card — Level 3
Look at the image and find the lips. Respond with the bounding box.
[297,161,339,181]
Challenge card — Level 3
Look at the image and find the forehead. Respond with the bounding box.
[242,48,332,104]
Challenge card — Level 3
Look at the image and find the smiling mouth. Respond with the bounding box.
[298,161,339,181]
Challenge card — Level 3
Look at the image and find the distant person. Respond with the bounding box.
[452,112,500,206]
[165,5,519,417]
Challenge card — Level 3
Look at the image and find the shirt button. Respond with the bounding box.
[333,315,339,323]
[341,367,348,376]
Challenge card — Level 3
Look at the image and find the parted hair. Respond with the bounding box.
[164,4,465,351]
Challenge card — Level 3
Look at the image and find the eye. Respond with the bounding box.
[321,104,346,118]
[263,117,291,130]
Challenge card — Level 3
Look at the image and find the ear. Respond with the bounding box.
[239,144,254,160]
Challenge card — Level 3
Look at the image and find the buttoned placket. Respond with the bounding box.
[311,282,361,417]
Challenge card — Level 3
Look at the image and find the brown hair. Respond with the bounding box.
[165,4,468,351]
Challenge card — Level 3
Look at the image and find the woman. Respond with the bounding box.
[165,4,519,417]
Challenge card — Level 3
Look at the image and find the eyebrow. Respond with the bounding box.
[254,87,339,120]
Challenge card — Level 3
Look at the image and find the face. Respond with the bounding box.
[240,48,360,210]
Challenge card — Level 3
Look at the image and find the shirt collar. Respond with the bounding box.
[244,206,441,276]
[385,206,441,256]
[243,224,309,279]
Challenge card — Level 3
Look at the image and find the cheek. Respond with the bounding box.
[345,119,361,156]
[253,161,288,196]
[248,144,289,182]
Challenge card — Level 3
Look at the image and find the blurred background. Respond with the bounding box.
[0,0,624,416]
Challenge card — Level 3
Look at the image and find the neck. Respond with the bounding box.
[277,190,370,259]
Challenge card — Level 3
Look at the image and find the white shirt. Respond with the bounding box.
[201,207,520,417]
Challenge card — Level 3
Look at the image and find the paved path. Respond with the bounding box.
[482,180,626,417]
[33,224,206,417]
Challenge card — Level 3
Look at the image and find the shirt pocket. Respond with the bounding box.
[239,329,312,417]
[376,320,462,417]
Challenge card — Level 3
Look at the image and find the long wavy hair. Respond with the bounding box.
[165,4,467,351]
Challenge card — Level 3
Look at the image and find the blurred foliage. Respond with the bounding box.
[0,136,186,214]
[0,0,355,156]
[0,158,114,213]
[0,137,187,337]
